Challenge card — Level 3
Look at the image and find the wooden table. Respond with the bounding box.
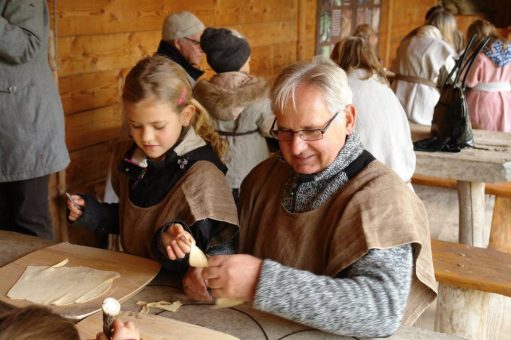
[0,231,464,340]
[410,124,511,247]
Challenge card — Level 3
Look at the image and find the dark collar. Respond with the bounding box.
[156,40,204,81]
[118,140,227,180]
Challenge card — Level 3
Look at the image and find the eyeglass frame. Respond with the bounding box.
[182,37,201,47]
[269,110,343,142]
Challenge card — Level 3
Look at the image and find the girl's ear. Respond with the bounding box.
[181,104,195,127]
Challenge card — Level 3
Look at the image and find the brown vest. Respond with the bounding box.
[112,141,239,259]
[238,156,437,325]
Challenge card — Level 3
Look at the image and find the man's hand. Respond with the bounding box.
[202,254,263,302]
[161,223,193,260]
[182,266,212,302]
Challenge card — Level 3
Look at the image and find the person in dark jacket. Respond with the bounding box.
[156,11,205,85]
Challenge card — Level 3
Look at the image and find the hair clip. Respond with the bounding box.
[177,87,187,106]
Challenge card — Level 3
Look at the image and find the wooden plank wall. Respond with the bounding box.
[46,0,318,241]
[48,0,317,195]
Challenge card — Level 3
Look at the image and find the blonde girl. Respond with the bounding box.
[67,55,239,302]
[332,37,416,183]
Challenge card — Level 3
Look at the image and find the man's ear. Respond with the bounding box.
[181,104,195,127]
[344,104,357,134]
[172,39,183,53]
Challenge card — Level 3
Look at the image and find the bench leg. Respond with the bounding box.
[457,181,487,247]
[489,196,511,253]
[434,284,488,339]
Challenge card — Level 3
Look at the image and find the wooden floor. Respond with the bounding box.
[412,184,510,340]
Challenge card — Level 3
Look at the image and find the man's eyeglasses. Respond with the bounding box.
[270,111,342,142]
[183,37,201,47]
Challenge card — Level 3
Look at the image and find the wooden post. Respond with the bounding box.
[48,15,69,242]
[489,196,511,253]
[457,180,487,247]
[434,285,489,339]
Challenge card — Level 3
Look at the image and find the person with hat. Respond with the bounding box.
[156,11,205,85]
[193,28,274,200]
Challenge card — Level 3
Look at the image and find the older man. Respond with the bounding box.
[156,11,205,84]
[200,58,436,337]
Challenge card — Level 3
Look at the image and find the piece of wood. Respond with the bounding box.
[65,104,122,151]
[431,239,511,296]
[0,243,160,319]
[412,174,511,198]
[53,0,215,37]
[489,196,511,253]
[457,180,486,246]
[0,231,55,267]
[434,285,489,339]
[67,142,113,189]
[76,310,239,340]
[212,0,298,26]
[57,31,160,77]
[59,69,127,115]
[410,123,511,183]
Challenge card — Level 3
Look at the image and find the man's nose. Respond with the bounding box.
[290,133,306,154]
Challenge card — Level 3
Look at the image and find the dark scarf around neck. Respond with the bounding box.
[156,40,204,81]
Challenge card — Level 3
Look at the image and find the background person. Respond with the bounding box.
[0,0,70,240]
[156,11,205,85]
[465,19,511,132]
[193,28,274,200]
[392,25,456,125]
[332,36,415,184]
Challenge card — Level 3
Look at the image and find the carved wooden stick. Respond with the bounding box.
[102,297,120,338]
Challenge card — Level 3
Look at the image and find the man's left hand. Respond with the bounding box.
[202,254,263,302]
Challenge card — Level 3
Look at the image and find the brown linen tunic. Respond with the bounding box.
[238,156,436,325]
[111,141,239,259]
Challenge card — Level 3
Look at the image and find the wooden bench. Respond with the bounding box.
[414,174,511,252]
[431,239,511,339]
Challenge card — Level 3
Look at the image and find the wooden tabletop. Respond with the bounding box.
[410,123,511,183]
[0,231,464,339]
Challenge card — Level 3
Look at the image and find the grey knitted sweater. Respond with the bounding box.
[252,134,413,337]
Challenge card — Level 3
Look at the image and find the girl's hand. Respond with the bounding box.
[66,194,85,221]
[182,266,212,302]
[161,223,193,260]
[96,319,140,340]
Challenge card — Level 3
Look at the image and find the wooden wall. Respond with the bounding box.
[46,0,318,240]
[49,0,316,195]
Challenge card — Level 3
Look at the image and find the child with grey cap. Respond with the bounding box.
[193,28,275,200]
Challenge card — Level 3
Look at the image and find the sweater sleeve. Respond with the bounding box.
[0,0,44,63]
[70,194,119,234]
[253,244,413,337]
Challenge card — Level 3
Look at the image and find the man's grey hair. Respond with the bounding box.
[270,56,353,116]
